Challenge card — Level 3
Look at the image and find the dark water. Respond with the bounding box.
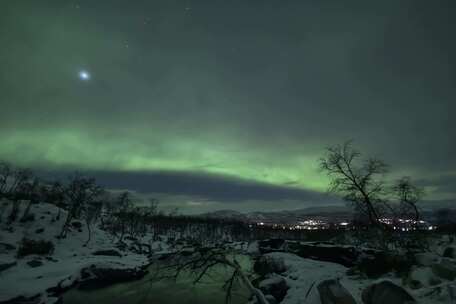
[63,255,252,304]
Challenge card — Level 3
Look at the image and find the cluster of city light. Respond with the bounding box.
[255,219,338,230]
[253,217,437,232]
[380,218,435,231]
[293,219,328,230]
[393,225,436,232]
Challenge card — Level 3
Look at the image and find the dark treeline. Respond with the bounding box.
[0,161,344,245]
[1,161,455,248]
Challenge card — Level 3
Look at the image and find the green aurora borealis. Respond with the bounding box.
[0,128,327,191]
[1,1,455,212]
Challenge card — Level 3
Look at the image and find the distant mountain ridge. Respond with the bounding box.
[201,205,353,224]
[201,201,455,224]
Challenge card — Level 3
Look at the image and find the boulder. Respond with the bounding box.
[258,276,289,302]
[317,279,356,304]
[432,258,456,280]
[78,265,147,290]
[414,253,439,267]
[92,249,122,257]
[254,255,287,276]
[17,239,54,257]
[247,241,260,254]
[27,259,43,268]
[405,266,441,289]
[45,256,59,263]
[362,281,416,304]
[357,252,413,278]
[287,242,359,267]
[443,246,456,259]
[70,221,83,229]
[258,239,286,252]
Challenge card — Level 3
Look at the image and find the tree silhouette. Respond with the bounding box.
[319,141,388,228]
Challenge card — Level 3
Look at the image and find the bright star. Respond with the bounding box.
[78,70,91,81]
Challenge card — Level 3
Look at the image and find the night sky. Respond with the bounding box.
[1,1,455,213]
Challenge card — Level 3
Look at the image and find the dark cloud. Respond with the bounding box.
[40,169,338,204]
[0,1,455,211]
[416,174,456,197]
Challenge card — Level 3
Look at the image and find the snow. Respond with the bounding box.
[262,251,456,304]
[0,202,149,303]
[2,201,456,304]
[264,252,354,304]
[247,241,260,254]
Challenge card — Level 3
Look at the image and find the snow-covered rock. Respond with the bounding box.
[443,246,456,259]
[317,279,356,304]
[258,239,287,252]
[405,266,442,289]
[285,241,360,267]
[362,280,416,304]
[264,252,352,304]
[254,254,287,276]
[414,253,440,267]
[431,258,456,281]
[247,241,260,254]
[259,275,289,302]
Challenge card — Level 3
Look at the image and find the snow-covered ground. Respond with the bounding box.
[0,202,149,304]
[1,201,456,304]
[258,251,456,304]
[261,252,386,304]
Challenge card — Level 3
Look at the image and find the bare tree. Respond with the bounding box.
[393,177,423,222]
[0,162,37,223]
[60,173,103,238]
[319,141,389,228]
[5,168,34,223]
[0,163,33,199]
[115,191,133,242]
[148,198,159,215]
[44,182,66,221]
[84,200,103,246]
[19,177,41,222]
[0,162,12,198]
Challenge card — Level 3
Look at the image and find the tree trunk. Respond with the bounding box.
[7,199,20,224]
[56,204,61,221]
[20,199,34,222]
[84,219,91,246]
[60,213,73,238]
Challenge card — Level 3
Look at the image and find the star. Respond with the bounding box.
[78,70,91,81]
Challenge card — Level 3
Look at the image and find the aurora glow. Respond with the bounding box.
[0,1,455,212]
[0,128,328,191]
